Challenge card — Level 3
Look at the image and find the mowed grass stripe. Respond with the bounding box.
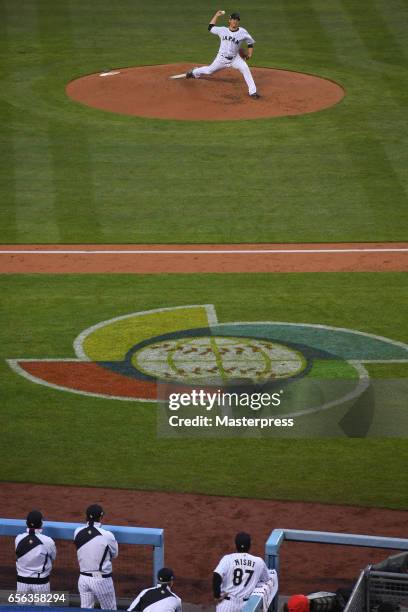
[32,1,103,242]
[0,0,30,245]
[251,0,300,64]
[310,1,375,66]
[349,8,408,202]
[363,78,408,211]
[0,2,17,240]
[305,2,408,237]
[1,0,61,242]
[336,0,408,113]
[48,122,103,243]
[373,0,408,54]
[281,0,337,65]
[341,0,407,63]
[13,130,62,242]
[342,136,407,236]
[0,103,17,241]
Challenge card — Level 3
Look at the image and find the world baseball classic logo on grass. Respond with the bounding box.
[7,305,408,436]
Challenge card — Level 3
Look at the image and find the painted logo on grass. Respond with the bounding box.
[132,336,306,384]
[7,305,408,416]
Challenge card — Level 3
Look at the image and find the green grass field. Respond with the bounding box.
[1,273,407,509]
[0,0,407,243]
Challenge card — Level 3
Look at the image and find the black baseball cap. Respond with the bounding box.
[158,568,175,583]
[235,532,251,551]
[86,504,104,520]
[26,510,43,528]
[230,12,241,20]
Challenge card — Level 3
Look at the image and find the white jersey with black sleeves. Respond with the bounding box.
[128,585,182,612]
[74,522,118,574]
[15,529,56,579]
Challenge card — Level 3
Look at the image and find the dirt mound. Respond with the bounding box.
[66,63,345,120]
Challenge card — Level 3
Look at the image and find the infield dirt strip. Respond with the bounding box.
[0,243,407,273]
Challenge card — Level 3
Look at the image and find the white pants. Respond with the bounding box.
[16,582,50,606]
[192,54,257,95]
[216,596,248,612]
[78,575,117,610]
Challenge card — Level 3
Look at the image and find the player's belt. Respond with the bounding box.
[222,55,234,60]
[224,596,249,601]
[17,575,50,584]
[80,571,112,578]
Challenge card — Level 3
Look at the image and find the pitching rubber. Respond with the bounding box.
[99,70,121,77]
[169,73,188,79]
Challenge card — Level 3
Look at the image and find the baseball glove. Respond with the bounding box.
[239,48,250,60]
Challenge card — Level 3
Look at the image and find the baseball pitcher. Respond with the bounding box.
[186,11,260,98]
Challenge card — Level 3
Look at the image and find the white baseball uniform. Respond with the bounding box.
[251,570,279,612]
[214,552,270,612]
[128,584,182,612]
[192,25,257,95]
[15,529,57,597]
[74,521,118,610]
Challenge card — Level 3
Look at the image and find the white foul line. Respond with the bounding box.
[0,248,407,255]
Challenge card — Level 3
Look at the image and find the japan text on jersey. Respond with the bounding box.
[222,34,241,45]
[211,26,255,58]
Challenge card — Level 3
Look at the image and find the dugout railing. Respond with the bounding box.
[0,518,164,604]
[243,530,408,612]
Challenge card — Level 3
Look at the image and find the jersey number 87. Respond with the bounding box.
[232,569,254,586]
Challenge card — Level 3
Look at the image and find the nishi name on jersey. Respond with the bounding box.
[234,558,255,567]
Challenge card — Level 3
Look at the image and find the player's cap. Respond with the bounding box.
[26,510,43,528]
[230,12,241,20]
[287,595,310,612]
[158,567,175,583]
[86,504,104,520]
[235,531,251,551]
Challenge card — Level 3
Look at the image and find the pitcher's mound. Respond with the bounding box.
[66,63,345,121]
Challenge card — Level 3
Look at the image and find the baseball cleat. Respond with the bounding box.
[186,70,195,79]
[250,93,260,99]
